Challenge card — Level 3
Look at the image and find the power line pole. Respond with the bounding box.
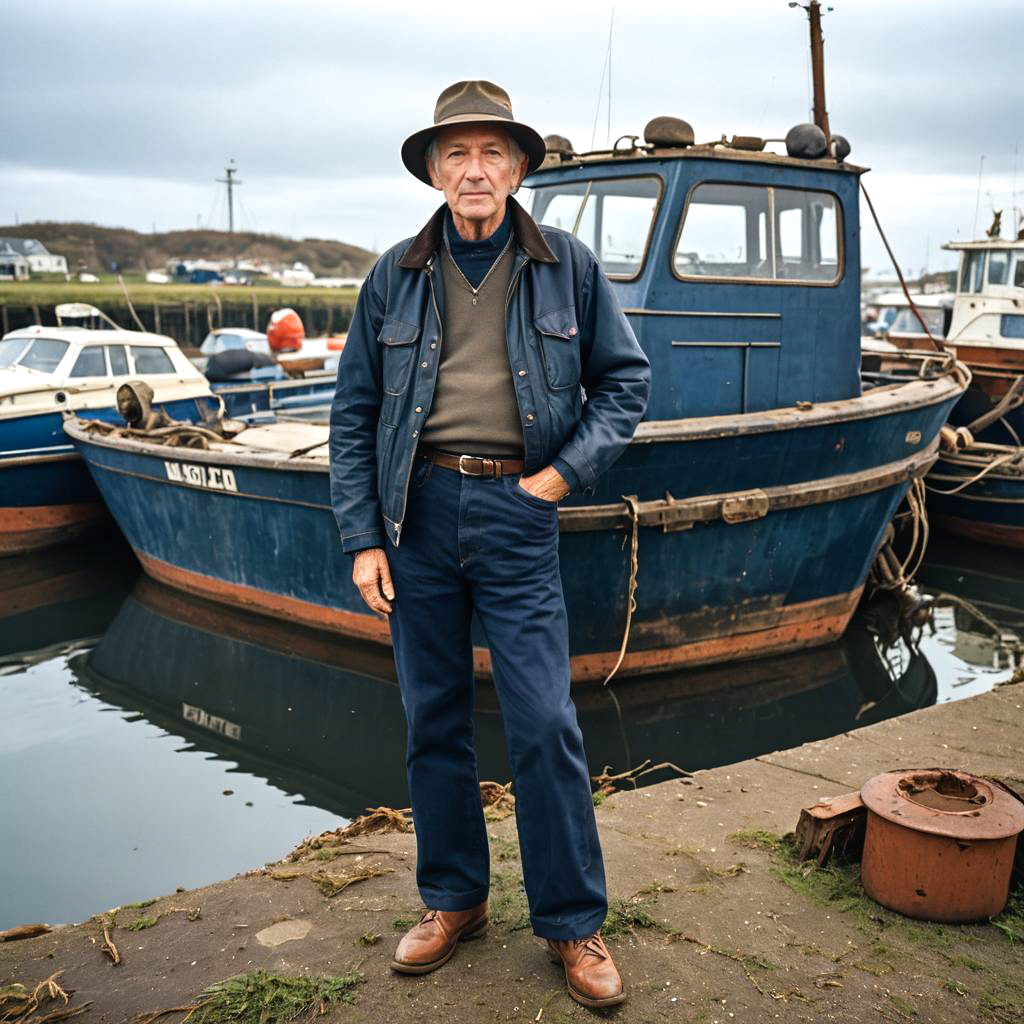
[216,160,242,236]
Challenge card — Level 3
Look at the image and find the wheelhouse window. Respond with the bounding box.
[69,346,108,377]
[961,251,985,293]
[988,251,1009,286]
[130,346,175,374]
[674,182,842,284]
[0,337,69,372]
[1001,314,1024,339]
[107,345,129,375]
[528,176,661,278]
[1014,256,1024,288]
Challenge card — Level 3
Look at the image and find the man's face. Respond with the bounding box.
[427,125,528,226]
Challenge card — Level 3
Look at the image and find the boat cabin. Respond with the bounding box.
[523,125,865,420]
[944,238,1024,345]
[0,325,211,416]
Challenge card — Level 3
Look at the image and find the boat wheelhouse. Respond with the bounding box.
[65,121,967,679]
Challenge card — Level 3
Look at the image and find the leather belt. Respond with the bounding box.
[417,446,525,478]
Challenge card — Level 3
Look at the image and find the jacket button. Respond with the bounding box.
[421,361,428,368]
[430,343,437,349]
[412,430,418,437]
[568,327,577,336]
[526,413,535,421]
[415,406,423,413]
[518,369,527,376]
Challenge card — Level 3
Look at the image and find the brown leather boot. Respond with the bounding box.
[546,931,625,1008]
[391,902,488,974]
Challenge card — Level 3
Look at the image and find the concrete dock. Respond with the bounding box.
[3,682,1021,1024]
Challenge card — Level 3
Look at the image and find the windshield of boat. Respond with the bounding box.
[526,176,661,279]
[674,182,841,283]
[889,306,946,336]
[0,337,70,373]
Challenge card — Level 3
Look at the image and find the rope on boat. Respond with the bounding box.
[602,494,640,687]
[871,477,930,592]
[926,447,1024,496]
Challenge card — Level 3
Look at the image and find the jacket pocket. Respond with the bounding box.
[378,317,420,425]
[534,305,581,391]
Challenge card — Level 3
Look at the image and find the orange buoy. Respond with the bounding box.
[267,308,305,353]
[860,769,1024,923]
[326,335,347,352]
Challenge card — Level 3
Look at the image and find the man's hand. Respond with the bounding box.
[352,547,395,614]
[518,465,570,503]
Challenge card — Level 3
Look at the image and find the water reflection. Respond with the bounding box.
[73,578,940,820]
[916,537,1024,675]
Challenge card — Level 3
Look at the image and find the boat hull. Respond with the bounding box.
[66,374,963,680]
[0,400,202,556]
[927,450,1024,550]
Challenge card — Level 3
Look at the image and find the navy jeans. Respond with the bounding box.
[385,455,607,940]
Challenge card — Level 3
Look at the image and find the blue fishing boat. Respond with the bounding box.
[0,323,215,555]
[65,115,967,679]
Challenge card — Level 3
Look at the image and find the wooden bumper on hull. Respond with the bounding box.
[136,551,863,683]
[0,503,107,556]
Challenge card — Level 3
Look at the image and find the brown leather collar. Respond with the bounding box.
[398,195,557,270]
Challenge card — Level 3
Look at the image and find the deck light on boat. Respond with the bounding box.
[643,117,695,149]
[785,122,828,159]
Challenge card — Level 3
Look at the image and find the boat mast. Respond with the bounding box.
[791,1,832,148]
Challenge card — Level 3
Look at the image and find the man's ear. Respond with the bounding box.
[426,156,443,191]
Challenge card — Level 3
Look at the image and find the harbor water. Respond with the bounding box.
[1,529,1019,930]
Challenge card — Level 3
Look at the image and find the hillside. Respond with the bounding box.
[0,222,378,278]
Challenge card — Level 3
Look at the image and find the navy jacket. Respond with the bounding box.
[329,196,651,555]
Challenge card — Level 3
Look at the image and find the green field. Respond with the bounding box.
[0,279,360,308]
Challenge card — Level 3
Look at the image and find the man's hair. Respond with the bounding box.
[425,129,526,178]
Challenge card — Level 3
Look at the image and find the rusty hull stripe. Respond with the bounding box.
[931,514,1024,550]
[136,552,394,645]
[0,503,107,556]
[135,550,861,683]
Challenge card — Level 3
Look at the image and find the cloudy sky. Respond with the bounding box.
[3,0,1022,276]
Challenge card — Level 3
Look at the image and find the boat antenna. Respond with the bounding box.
[789,1,833,148]
[589,7,615,150]
[972,154,985,238]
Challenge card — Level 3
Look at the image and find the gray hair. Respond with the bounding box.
[425,129,526,179]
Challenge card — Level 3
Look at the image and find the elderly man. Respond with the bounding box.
[329,81,650,1009]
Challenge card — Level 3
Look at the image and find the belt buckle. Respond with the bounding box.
[458,454,496,477]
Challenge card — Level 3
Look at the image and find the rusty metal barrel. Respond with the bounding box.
[860,769,1024,922]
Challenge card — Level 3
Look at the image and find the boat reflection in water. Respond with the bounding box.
[73,579,937,819]
[0,529,136,670]
[916,537,1024,675]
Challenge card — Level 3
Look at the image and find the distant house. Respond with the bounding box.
[0,241,30,280]
[0,237,69,275]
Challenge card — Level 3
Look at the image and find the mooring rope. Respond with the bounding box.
[926,448,1024,496]
[602,495,640,687]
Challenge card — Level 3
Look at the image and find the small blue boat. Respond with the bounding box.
[0,324,214,555]
[65,122,967,679]
[1,311,341,554]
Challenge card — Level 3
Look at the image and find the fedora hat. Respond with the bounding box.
[401,80,547,186]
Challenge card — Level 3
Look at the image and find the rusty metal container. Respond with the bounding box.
[860,769,1024,922]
